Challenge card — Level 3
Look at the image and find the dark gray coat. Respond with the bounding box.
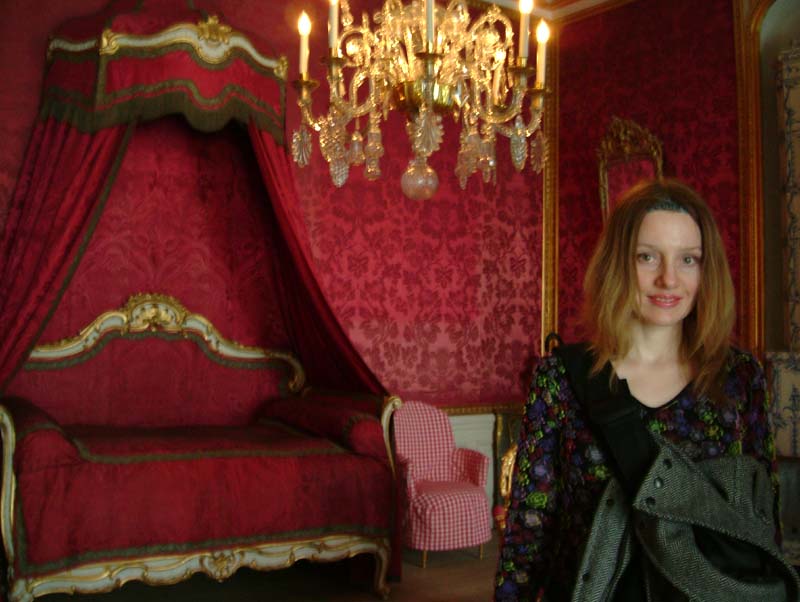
[571,437,800,601]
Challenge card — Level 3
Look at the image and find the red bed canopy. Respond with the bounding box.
[0,0,385,396]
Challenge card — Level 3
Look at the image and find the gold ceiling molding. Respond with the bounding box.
[734,0,773,356]
[488,0,637,23]
[553,0,639,26]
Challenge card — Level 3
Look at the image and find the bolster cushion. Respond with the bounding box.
[0,397,80,473]
[259,395,386,460]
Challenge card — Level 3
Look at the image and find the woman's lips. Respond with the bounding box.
[648,295,681,308]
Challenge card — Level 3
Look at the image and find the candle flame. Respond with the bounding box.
[519,0,533,14]
[536,19,549,43]
[298,12,311,36]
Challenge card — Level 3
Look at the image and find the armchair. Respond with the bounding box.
[391,401,492,567]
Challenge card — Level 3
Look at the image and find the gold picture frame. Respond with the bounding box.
[597,116,664,221]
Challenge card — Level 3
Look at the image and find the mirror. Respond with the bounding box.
[597,117,664,221]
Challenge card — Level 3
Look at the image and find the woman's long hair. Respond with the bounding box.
[582,178,734,398]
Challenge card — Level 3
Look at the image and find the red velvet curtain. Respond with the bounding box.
[0,117,133,392]
[248,122,385,395]
[248,124,399,580]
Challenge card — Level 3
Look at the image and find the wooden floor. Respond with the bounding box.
[41,537,499,602]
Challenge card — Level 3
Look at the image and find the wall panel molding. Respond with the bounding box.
[734,0,774,355]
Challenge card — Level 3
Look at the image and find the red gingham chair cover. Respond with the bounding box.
[393,401,492,552]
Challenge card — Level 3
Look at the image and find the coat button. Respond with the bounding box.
[654,477,664,489]
[582,572,591,582]
[645,496,656,507]
[663,458,672,469]
[606,498,615,507]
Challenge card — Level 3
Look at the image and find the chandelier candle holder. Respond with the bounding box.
[291,0,550,200]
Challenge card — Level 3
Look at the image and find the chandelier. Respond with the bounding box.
[291,0,549,200]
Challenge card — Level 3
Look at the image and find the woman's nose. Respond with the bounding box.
[657,261,678,288]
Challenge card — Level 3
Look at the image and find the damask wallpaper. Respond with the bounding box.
[34,118,290,349]
[294,118,543,407]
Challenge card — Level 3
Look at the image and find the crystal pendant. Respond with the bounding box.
[291,125,312,167]
[329,158,349,187]
[319,112,347,164]
[455,129,480,190]
[530,131,547,174]
[408,106,443,158]
[400,156,438,200]
[478,137,496,184]
[348,130,365,165]
[510,115,527,172]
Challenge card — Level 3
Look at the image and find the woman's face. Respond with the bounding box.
[634,210,702,328]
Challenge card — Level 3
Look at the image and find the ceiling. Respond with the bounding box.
[492,0,625,22]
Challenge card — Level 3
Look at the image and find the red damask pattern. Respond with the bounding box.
[35,117,288,348]
[294,115,543,407]
[558,0,741,342]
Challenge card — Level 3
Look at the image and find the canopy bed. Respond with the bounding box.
[0,1,400,600]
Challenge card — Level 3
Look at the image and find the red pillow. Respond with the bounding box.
[259,395,387,461]
[1,397,80,473]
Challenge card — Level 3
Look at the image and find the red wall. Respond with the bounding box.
[0,0,746,405]
[0,0,543,409]
[556,0,741,342]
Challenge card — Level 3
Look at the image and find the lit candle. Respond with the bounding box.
[426,0,434,48]
[519,0,533,60]
[535,19,549,87]
[298,12,311,77]
[328,0,339,54]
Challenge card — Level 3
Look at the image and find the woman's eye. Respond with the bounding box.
[637,253,654,263]
[683,255,701,266]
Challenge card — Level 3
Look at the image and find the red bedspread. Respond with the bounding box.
[14,418,392,578]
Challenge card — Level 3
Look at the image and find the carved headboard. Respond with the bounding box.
[9,293,305,427]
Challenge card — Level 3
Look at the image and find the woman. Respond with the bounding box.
[495,179,796,601]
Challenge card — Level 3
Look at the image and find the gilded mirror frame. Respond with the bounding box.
[597,116,664,221]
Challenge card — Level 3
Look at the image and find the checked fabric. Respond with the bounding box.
[393,401,492,552]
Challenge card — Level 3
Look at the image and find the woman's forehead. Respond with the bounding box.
[636,210,702,247]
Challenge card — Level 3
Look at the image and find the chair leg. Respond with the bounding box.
[479,543,484,560]
[421,549,427,568]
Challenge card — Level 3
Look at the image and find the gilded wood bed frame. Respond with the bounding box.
[0,293,399,601]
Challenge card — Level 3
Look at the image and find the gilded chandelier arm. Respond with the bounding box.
[299,103,325,132]
[470,79,526,126]
[328,67,373,121]
[493,89,545,139]
[294,78,326,133]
